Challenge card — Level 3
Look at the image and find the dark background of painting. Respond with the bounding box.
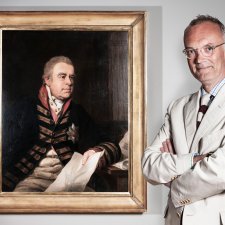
[2,30,128,142]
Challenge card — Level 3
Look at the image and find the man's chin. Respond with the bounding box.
[195,73,217,86]
[194,70,212,81]
[59,94,72,101]
[195,66,213,75]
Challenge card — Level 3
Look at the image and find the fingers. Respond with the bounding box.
[166,139,175,154]
[162,141,169,152]
[82,153,88,165]
[82,149,96,165]
[160,139,175,154]
[160,146,165,152]
[193,154,207,164]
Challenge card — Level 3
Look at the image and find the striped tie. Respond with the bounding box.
[196,94,212,128]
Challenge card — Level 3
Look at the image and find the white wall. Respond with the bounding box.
[0,0,224,224]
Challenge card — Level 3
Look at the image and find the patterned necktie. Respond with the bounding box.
[196,94,213,128]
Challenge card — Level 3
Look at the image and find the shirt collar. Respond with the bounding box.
[201,77,225,97]
[46,85,64,114]
[38,85,72,121]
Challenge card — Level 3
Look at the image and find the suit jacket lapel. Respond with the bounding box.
[190,84,225,153]
[184,90,200,150]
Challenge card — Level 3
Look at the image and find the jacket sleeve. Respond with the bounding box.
[171,145,225,208]
[142,100,193,185]
[75,104,121,166]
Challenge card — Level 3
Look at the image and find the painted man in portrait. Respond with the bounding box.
[2,55,121,192]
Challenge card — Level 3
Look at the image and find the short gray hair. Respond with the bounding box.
[184,15,225,40]
[42,56,74,82]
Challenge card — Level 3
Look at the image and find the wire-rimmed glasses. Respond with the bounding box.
[183,42,225,59]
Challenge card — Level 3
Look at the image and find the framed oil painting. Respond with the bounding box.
[0,11,146,213]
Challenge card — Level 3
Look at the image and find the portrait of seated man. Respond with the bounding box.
[2,56,121,192]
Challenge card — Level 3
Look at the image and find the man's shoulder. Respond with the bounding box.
[175,91,198,104]
[168,91,199,111]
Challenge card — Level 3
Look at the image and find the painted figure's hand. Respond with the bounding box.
[82,149,96,165]
[82,148,106,169]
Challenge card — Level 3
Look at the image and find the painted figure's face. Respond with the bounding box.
[184,22,225,88]
[45,62,75,101]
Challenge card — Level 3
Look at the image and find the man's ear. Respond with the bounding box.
[44,76,50,86]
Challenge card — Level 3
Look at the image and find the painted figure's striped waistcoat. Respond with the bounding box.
[3,97,121,191]
[3,100,76,191]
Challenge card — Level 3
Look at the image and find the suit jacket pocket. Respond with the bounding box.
[199,129,225,154]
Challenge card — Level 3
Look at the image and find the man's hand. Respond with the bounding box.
[193,154,207,164]
[160,139,176,188]
[160,139,176,154]
[82,148,105,168]
[82,149,96,165]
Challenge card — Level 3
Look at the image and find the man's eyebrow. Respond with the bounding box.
[57,72,67,76]
[185,42,214,49]
[57,72,75,76]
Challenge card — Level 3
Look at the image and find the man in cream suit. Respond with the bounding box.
[142,15,225,225]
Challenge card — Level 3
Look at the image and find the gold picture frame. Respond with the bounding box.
[0,11,146,213]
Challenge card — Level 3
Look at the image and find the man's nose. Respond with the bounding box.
[65,76,73,85]
[194,50,205,63]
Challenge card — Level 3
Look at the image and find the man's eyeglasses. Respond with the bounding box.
[183,42,225,59]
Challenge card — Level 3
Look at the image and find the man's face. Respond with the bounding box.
[184,22,225,88]
[45,62,75,101]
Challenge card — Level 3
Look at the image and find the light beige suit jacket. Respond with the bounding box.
[142,84,225,225]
